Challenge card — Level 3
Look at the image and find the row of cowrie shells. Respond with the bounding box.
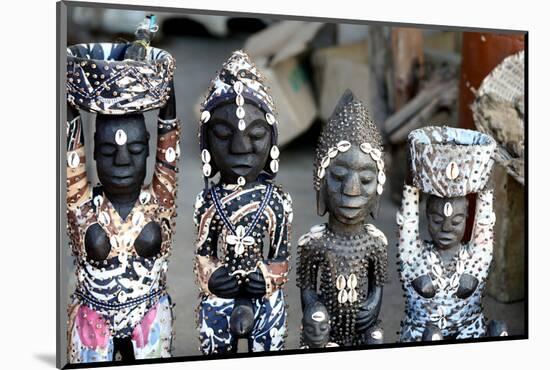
[336,274,358,290]
[337,287,358,304]
[270,144,280,173]
[317,140,385,195]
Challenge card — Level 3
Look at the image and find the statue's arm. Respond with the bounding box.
[397,184,422,281]
[153,80,180,211]
[66,104,91,208]
[297,239,320,311]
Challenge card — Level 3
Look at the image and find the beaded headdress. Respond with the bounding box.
[314,89,385,194]
[198,50,280,186]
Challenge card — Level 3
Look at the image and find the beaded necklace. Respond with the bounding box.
[210,183,274,255]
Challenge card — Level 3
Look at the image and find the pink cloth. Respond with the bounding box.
[132,304,158,349]
[76,305,110,349]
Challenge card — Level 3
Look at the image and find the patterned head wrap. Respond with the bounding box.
[198,50,280,186]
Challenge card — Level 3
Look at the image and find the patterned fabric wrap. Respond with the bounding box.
[193,182,292,296]
[67,43,175,114]
[397,185,496,341]
[408,126,496,197]
[197,290,287,354]
[67,295,173,363]
[66,114,180,361]
[296,223,388,346]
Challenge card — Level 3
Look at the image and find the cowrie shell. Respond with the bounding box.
[456,260,465,274]
[68,151,80,168]
[139,191,151,205]
[377,159,385,171]
[378,171,386,185]
[165,147,176,162]
[396,212,404,226]
[446,161,459,180]
[175,143,181,158]
[377,183,384,195]
[238,119,246,131]
[310,224,326,234]
[318,167,326,179]
[311,311,326,322]
[122,234,133,248]
[336,140,351,152]
[115,129,127,145]
[336,275,346,290]
[360,142,372,154]
[265,113,276,125]
[202,163,212,177]
[233,81,244,94]
[270,159,279,173]
[347,274,358,289]
[348,288,358,303]
[201,110,210,123]
[234,243,245,255]
[432,264,443,277]
[328,147,338,158]
[370,148,381,161]
[444,202,453,217]
[450,273,460,288]
[338,289,348,304]
[93,195,104,208]
[371,330,383,340]
[298,234,311,247]
[132,211,144,227]
[236,106,245,119]
[201,149,211,163]
[321,156,331,169]
[270,146,280,160]
[236,94,244,106]
[237,176,246,186]
[500,331,508,337]
[98,211,110,226]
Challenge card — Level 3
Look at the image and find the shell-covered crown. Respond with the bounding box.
[314,90,385,193]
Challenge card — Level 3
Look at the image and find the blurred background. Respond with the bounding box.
[63,4,526,360]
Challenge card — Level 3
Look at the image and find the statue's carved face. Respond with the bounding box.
[322,146,378,225]
[207,103,271,184]
[94,114,149,196]
[426,195,468,250]
[303,306,330,348]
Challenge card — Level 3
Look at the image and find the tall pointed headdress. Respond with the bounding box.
[314,89,385,194]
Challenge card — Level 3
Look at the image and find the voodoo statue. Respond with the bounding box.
[397,126,508,342]
[65,16,180,363]
[297,90,388,348]
[193,50,293,354]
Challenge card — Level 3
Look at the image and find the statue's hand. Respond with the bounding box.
[243,270,266,298]
[455,273,479,299]
[411,275,436,298]
[208,266,240,298]
[355,302,378,333]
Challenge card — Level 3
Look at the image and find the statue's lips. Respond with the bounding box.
[436,234,456,245]
[337,206,364,219]
[230,163,254,176]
